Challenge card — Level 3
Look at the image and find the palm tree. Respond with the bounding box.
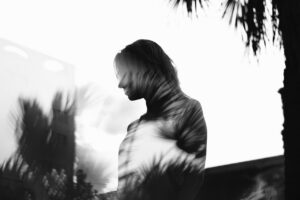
[13,92,76,199]
[171,0,299,198]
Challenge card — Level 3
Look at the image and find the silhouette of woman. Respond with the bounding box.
[114,39,207,200]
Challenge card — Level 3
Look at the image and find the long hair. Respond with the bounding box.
[114,39,179,87]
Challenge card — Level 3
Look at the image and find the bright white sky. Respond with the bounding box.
[0,0,284,193]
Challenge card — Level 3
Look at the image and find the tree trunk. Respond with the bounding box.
[277,0,300,199]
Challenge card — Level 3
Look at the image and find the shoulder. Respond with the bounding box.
[127,119,140,133]
[181,98,204,121]
[188,98,202,110]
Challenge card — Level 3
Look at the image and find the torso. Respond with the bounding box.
[118,97,206,191]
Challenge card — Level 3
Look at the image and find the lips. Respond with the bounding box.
[124,89,129,95]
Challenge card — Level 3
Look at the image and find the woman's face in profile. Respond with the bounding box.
[116,65,143,101]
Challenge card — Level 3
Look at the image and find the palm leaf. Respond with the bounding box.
[13,92,76,173]
[171,0,282,55]
[271,0,281,45]
[221,0,282,54]
[222,0,268,54]
[171,0,207,13]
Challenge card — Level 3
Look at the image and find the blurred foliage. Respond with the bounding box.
[118,157,204,200]
[0,92,93,200]
[171,0,282,55]
[1,157,99,200]
[73,169,99,200]
[42,169,67,200]
[42,168,100,200]
[0,155,35,200]
[14,92,76,173]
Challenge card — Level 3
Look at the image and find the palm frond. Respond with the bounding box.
[0,154,35,183]
[0,155,36,200]
[170,0,282,55]
[222,0,281,55]
[223,0,267,54]
[171,0,207,13]
[52,92,76,116]
[13,91,76,173]
[15,98,51,170]
[271,0,281,45]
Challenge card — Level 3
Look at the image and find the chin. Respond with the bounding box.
[127,95,141,101]
[127,93,142,101]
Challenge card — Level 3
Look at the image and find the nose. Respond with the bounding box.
[118,75,127,89]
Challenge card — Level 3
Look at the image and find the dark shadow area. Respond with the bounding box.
[199,155,284,200]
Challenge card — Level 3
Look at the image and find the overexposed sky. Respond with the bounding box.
[0,0,284,192]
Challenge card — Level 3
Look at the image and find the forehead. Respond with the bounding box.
[114,53,151,78]
[115,61,141,76]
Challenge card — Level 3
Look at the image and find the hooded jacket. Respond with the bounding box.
[117,77,207,200]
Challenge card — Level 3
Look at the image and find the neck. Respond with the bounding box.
[143,81,186,120]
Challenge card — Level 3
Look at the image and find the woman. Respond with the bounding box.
[114,39,207,200]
